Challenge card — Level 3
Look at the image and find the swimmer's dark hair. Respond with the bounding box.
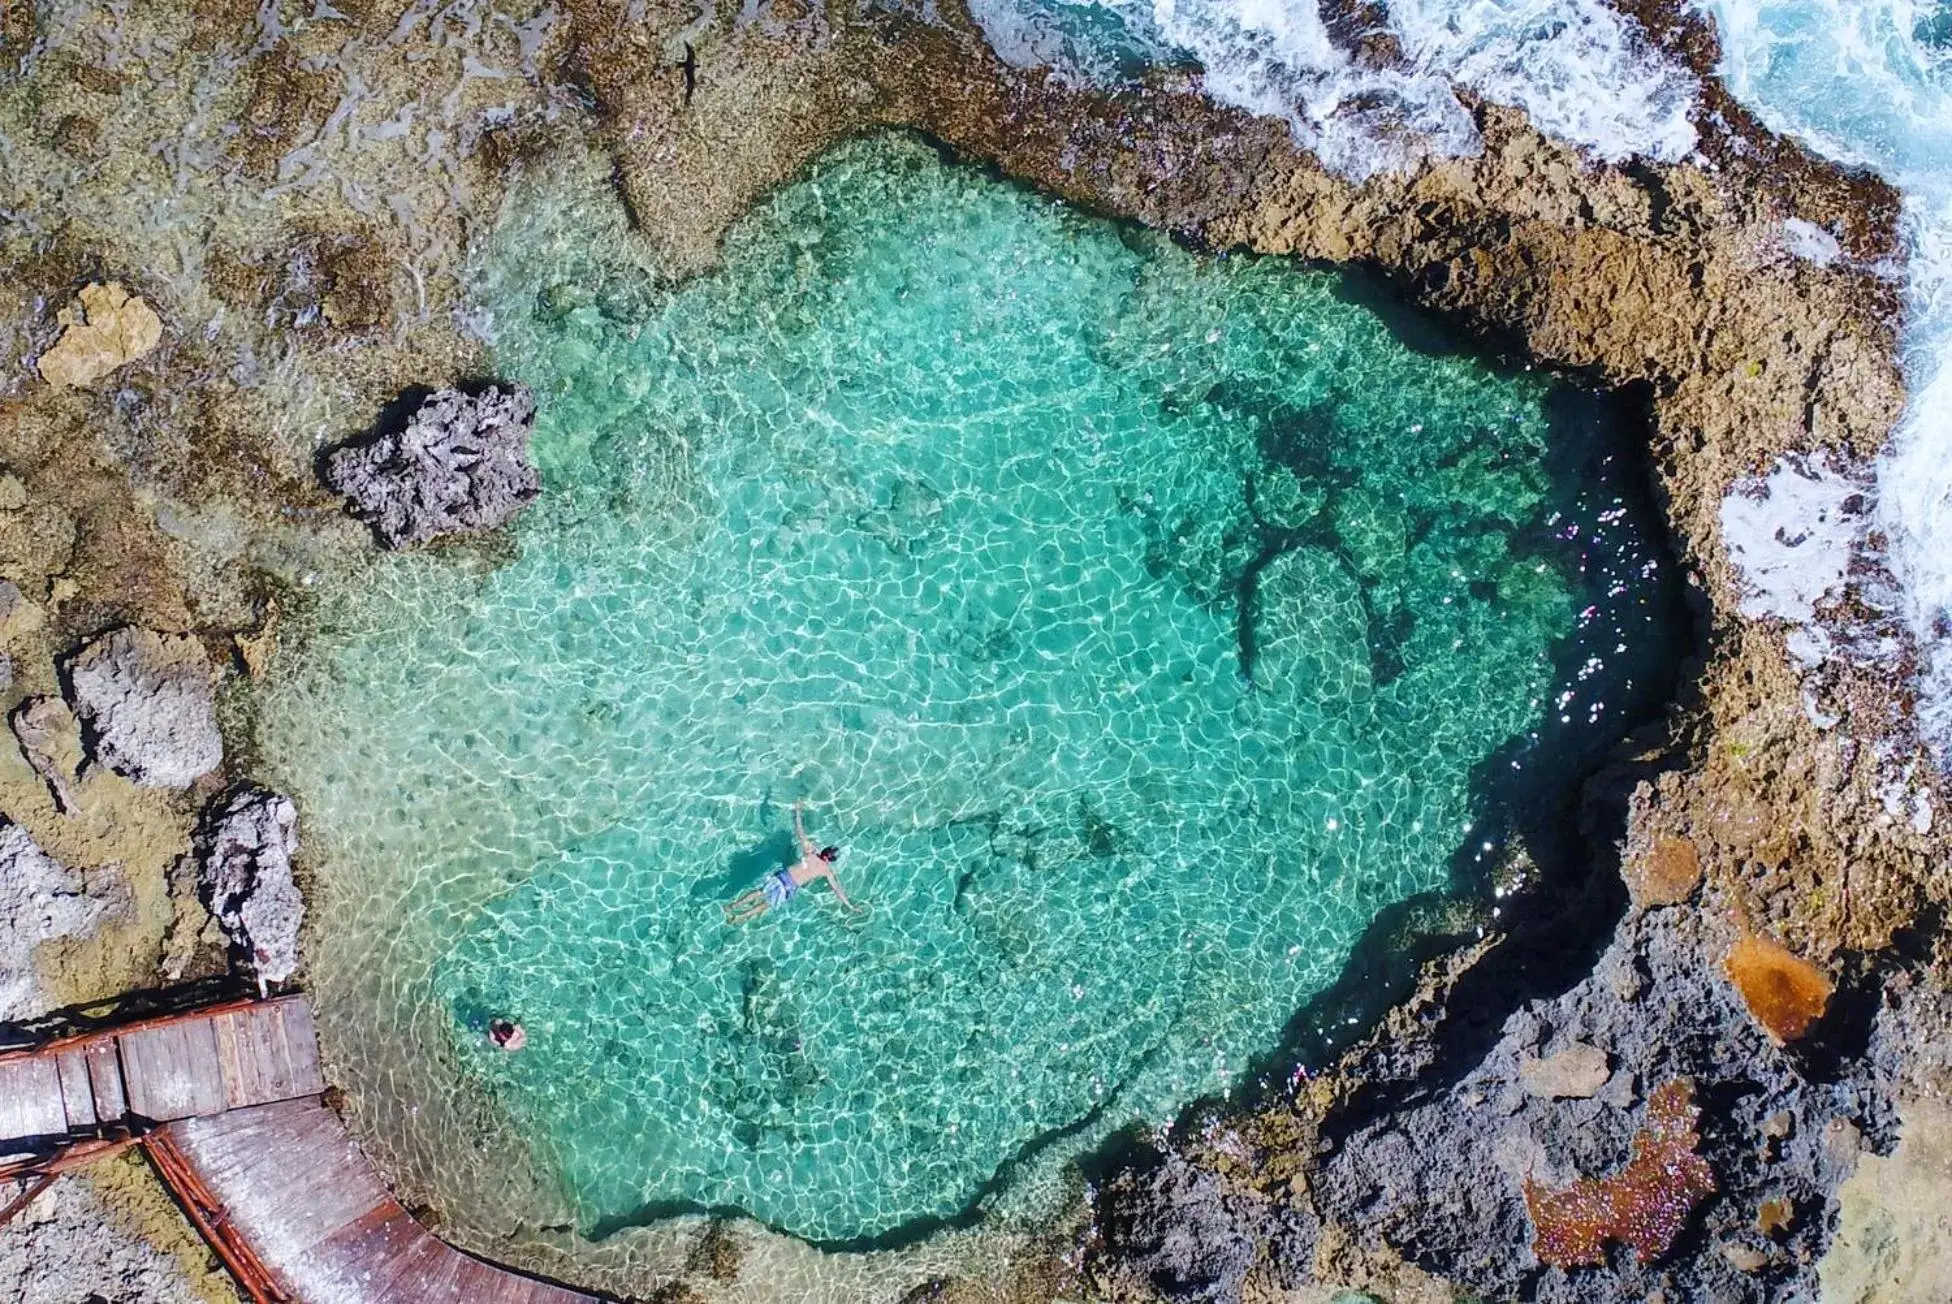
[818,845,842,862]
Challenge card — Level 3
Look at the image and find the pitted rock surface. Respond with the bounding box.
[68,626,222,789]
[324,384,541,548]
[194,787,303,986]
[0,822,116,1021]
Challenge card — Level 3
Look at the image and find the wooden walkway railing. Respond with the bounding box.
[0,995,605,1304]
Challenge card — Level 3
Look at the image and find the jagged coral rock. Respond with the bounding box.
[1725,934,1835,1044]
[193,787,302,987]
[1524,1079,1717,1268]
[35,282,163,389]
[68,626,223,789]
[323,385,541,548]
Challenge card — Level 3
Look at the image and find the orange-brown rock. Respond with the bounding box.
[1628,835,1704,908]
[1525,1079,1718,1269]
[1725,934,1835,1044]
[35,282,163,389]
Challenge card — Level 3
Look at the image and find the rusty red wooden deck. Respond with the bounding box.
[150,1097,600,1303]
[0,996,605,1303]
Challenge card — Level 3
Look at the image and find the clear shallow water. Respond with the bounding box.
[259,134,1679,1250]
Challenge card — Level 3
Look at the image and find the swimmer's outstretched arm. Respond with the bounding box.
[823,867,864,913]
[793,799,815,857]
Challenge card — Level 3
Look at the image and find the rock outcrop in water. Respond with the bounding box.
[193,787,302,989]
[0,821,118,1022]
[324,385,541,549]
[67,627,222,790]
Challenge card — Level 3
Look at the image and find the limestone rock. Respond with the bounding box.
[0,576,46,642]
[1296,906,1890,1303]
[1820,1097,1952,1303]
[35,282,163,389]
[0,1172,204,1304]
[323,384,541,548]
[194,787,302,987]
[11,695,81,814]
[0,822,111,1021]
[68,626,222,789]
[1092,1148,1314,1302]
[1518,1042,1612,1100]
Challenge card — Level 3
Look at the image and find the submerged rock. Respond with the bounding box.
[68,626,222,789]
[323,384,541,548]
[0,822,114,1022]
[193,787,303,988]
[35,281,163,389]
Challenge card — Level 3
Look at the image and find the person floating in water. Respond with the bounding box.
[488,1017,526,1052]
[725,800,862,923]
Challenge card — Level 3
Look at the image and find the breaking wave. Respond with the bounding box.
[968,0,1699,177]
[1695,0,1952,751]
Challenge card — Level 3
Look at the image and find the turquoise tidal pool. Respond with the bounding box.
[258,134,1683,1251]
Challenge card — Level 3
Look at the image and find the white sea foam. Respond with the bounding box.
[1719,452,1872,665]
[1696,0,1952,752]
[1782,215,1843,264]
[975,0,1698,178]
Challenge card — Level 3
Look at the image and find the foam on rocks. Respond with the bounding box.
[324,383,541,548]
[68,626,223,789]
[1719,452,1872,665]
[194,788,303,990]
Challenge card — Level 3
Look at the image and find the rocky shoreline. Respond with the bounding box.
[0,0,1947,1301]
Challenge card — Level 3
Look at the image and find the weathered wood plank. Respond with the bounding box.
[86,1041,126,1122]
[132,1017,605,1304]
[54,1049,95,1129]
[277,998,324,1096]
[120,1018,227,1120]
[531,1283,598,1304]
[0,1059,67,1140]
[370,1228,449,1302]
[315,1203,423,1287]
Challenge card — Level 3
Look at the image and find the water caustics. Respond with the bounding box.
[257,136,1680,1248]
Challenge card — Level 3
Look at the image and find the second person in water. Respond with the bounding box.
[724,799,863,923]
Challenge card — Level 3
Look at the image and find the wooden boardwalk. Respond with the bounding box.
[0,997,322,1148]
[0,996,605,1304]
[152,1098,598,1303]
